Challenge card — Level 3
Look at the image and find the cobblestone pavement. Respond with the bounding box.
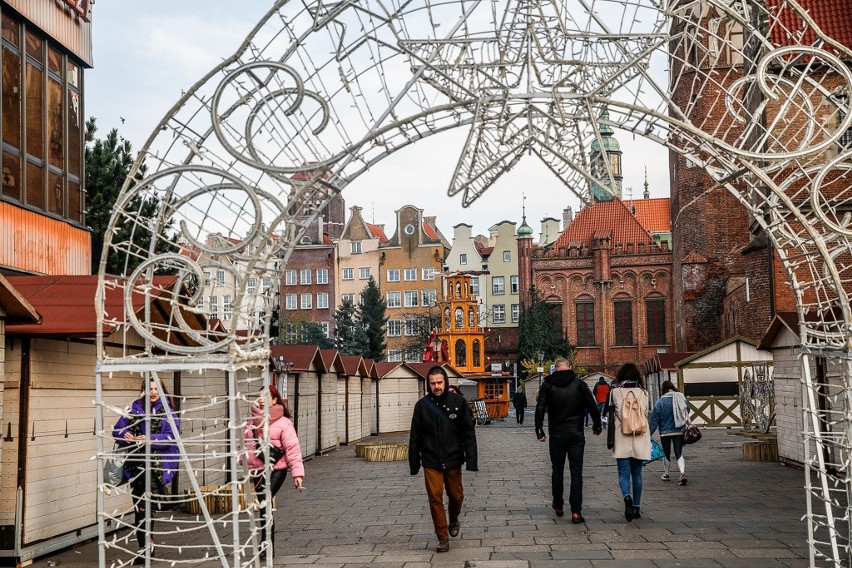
[42,418,809,567]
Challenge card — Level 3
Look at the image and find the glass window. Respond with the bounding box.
[646,298,666,344]
[223,295,232,321]
[387,319,402,337]
[405,318,418,336]
[25,61,43,160]
[209,296,218,320]
[2,149,21,202]
[455,307,464,328]
[359,267,371,279]
[470,277,479,296]
[300,293,312,309]
[216,270,224,286]
[422,267,436,280]
[25,30,41,61]
[387,349,402,362]
[2,44,22,152]
[26,162,43,209]
[510,275,519,294]
[473,340,481,367]
[317,293,329,309]
[404,290,419,307]
[837,95,852,152]
[492,276,505,295]
[422,289,437,307]
[387,269,400,282]
[247,276,257,293]
[459,253,467,265]
[262,277,271,292]
[455,339,467,367]
[503,250,511,262]
[285,294,297,310]
[351,241,362,254]
[342,267,354,280]
[2,13,19,44]
[204,271,211,286]
[614,300,633,345]
[300,269,311,285]
[468,308,475,328]
[387,291,401,308]
[67,89,81,178]
[511,304,520,323]
[341,293,355,304]
[47,76,63,169]
[285,270,297,285]
[576,302,595,346]
[316,269,328,284]
[493,304,506,324]
[320,321,330,338]
[404,268,417,281]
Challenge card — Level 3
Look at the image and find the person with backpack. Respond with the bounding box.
[534,358,601,524]
[409,366,478,553]
[649,380,690,485]
[609,363,651,521]
[592,377,611,423]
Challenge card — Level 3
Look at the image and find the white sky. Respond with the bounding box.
[86,1,670,240]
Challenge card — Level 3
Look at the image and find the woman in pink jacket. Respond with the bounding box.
[244,385,304,559]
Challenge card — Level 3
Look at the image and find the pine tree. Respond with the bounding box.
[333,298,369,355]
[357,277,388,360]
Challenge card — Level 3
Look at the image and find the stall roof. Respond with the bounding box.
[4,274,196,337]
[0,274,40,325]
[270,344,321,372]
[675,336,771,368]
[757,312,800,350]
[644,351,694,375]
[339,355,369,377]
[373,361,404,378]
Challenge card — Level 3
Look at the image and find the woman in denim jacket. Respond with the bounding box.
[649,380,690,486]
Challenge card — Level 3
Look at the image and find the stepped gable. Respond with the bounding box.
[767,0,852,53]
[551,198,655,250]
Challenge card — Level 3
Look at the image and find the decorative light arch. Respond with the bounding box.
[96,0,852,566]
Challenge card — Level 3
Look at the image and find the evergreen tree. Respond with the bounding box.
[517,285,573,365]
[84,117,174,275]
[279,316,334,349]
[333,298,369,355]
[357,277,388,360]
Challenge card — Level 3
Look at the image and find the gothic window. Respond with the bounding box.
[472,340,481,367]
[614,300,633,346]
[455,307,464,328]
[646,298,666,344]
[575,302,595,346]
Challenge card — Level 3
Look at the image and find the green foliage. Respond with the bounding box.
[280,318,334,349]
[517,285,575,374]
[357,277,388,360]
[333,298,369,355]
[84,117,174,276]
[393,310,440,361]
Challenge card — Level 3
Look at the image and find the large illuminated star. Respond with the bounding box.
[401,0,665,205]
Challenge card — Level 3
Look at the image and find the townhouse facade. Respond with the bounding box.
[336,205,386,310]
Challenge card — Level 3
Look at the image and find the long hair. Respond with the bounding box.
[137,378,179,411]
[661,380,678,395]
[267,385,291,419]
[615,363,644,388]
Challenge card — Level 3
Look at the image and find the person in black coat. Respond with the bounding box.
[409,366,478,553]
[513,387,528,424]
[534,358,601,524]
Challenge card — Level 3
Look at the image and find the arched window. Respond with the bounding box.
[444,308,451,330]
[455,282,461,297]
[472,339,481,367]
[455,339,467,367]
[455,307,464,328]
[468,308,475,328]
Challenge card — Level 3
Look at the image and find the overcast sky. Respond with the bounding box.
[87,1,670,240]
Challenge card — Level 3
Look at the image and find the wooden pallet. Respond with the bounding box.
[742,440,778,462]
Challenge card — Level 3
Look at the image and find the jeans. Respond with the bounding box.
[549,432,586,514]
[597,401,607,418]
[616,457,644,507]
[423,467,464,541]
[515,406,525,424]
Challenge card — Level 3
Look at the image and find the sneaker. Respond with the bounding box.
[449,521,460,537]
[623,495,634,522]
[661,473,671,481]
[436,540,450,553]
[678,475,688,486]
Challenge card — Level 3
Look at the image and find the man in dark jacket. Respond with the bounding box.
[535,358,601,523]
[409,366,478,553]
[512,387,528,424]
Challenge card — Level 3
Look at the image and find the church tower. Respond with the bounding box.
[589,109,623,202]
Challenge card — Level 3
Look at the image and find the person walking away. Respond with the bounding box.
[243,385,304,560]
[610,363,651,521]
[409,366,478,553]
[649,380,690,485]
[592,377,611,424]
[513,387,528,424]
[113,380,180,565]
[534,358,602,524]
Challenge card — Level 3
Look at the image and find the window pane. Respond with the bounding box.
[26,160,43,208]
[25,31,41,62]
[575,302,595,346]
[25,62,44,159]
[614,300,633,346]
[66,60,79,88]
[47,46,61,76]
[646,299,666,344]
[3,45,22,149]
[47,77,63,167]
[2,150,21,201]
[67,90,81,176]
[2,13,20,45]
[47,169,63,214]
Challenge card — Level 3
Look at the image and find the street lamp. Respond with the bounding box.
[272,356,294,399]
[535,350,545,387]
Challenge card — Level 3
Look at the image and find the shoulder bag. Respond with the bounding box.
[683,423,702,445]
[104,442,130,486]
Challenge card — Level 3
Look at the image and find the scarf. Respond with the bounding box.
[249,403,284,438]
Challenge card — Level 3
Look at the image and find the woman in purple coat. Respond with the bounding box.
[113,380,180,564]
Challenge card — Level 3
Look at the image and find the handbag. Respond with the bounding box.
[256,443,286,466]
[605,402,616,450]
[644,439,664,465]
[683,424,702,445]
[104,443,130,486]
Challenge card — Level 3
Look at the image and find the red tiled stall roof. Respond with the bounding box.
[767,0,852,53]
[373,361,403,378]
[552,199,655,249]
[0,274,40,325]
[5,274,183,336]
[339,355,368,377]
[270,344,320,372]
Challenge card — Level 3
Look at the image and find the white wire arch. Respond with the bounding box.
[95,0,852,565]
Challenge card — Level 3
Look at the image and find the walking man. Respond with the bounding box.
[409,366,478,553]
[535,358,601,523]
[592,377,611,423]
[513,386,528,424]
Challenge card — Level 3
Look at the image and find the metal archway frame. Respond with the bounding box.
[96,0,852,566]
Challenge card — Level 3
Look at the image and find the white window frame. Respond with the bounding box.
[511,303,520,323]
[247,276,257,293]
[510,275,519,294]
[387,319,402,337]
[503,250,511,262]
[342,293,355,305]
[359,267,371,280]
[262,277,271,292]
[404,268,417,281]
[404,290,419,308]
[317,293,329,309]
[492,276,505,295]
[316,269,328,285]
[285,270,297,285]
[351,241,362,254]
[493,304,506,324]
[209,296,218,320]
[459,253,467,265]
[471,277,480,296]
[405,318,418,336]
[387,349,402,362]
[216,271,225,286]
[422,289,437,307]
[422,267,436,280]
[204,271,211,287]
[342,267,354,280]
[300,293,312,309]
[300,269,312,285]
[387,291,401,308]
[223,295,232,321]
[320,322,330,338]
[387,269,400,282]
[285,294,297,310]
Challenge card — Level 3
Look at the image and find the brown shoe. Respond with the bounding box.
[571,513,585,524]
[436,540,450,553]
[449,521,460,537]
[553,506,564,517]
